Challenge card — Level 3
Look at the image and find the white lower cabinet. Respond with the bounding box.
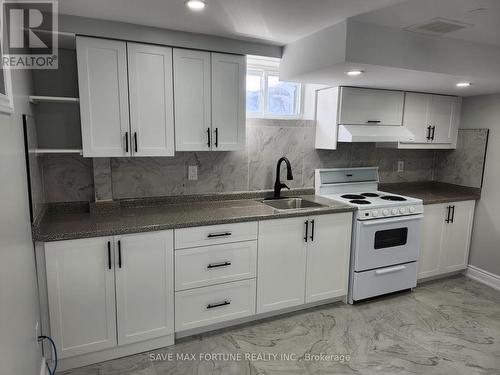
[115,231,174,345]
[45,237,117,358]
[257,213,352,313]
[175,279,256,331]
[418,200,475,279]
[45,231,174,359]
[305,213,352,303]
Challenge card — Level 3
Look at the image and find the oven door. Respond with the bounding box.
[353,215,422,271]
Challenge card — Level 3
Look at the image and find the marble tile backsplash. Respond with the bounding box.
[40,120,488,202]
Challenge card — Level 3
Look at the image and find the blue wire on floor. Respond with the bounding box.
[38,335,57,375]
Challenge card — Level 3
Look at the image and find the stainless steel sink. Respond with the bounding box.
[261,197,325,210]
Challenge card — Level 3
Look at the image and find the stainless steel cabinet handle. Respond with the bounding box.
[431,126,436,141]
[125,132,129,152]
[207,128,211,148]
[214,128,219,148]
[207,261,232,269]
[310,219,315,241]
[207,232,232,238]
[426,126,431,140]
[134,132,138,153]
[450,205,455,223]
[206,300,230,309]
[445,206,451,223]
[366,120,381,123]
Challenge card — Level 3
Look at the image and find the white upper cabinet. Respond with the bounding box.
[127,43,175,157]
[338,87,404,126]
[400,93,461,149]
[77,37,176,157]
[173,49,212,151]
[211,53,246,151]
[77,37,130,157]
[115,231,174,345]
[173,49,246,151]
[429,95,461,144]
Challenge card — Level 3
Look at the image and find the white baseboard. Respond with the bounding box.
[466,265,500,291]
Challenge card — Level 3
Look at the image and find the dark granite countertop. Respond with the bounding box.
[33,192,355,242]
[379,181,481,205]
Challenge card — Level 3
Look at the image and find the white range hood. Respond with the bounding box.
[338,125,415,143]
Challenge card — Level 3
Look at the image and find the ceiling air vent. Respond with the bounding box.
[405,17,472,36]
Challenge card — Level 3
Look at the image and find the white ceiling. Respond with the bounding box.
[58,0,403,45]
[354,0,500,46]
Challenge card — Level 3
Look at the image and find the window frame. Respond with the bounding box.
[246,57,302,120]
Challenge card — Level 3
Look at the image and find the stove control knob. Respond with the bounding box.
[399,207,407,214]
[409,207,416,213]
[382,209,389,216]
[391,208,398,215]
[371,210,379,217]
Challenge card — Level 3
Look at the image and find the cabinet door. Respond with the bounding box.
[429,95,460,144]
[127,43,175,157]
[77,37,130,157]
[211,53,246,151]
[115,231,174,346]
[418,204,446,279]
[45,237,117,358]
[173,49,211,151]
[305,213,352,303]
[402,92,431,143]
[257,217,307,313]
[338,87,404,126]
[440,201,475,273]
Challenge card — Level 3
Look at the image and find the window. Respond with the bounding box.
[246,56,301,118]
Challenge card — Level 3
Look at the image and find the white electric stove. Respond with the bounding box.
[315,167,423,304]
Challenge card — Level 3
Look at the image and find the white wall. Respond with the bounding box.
[0,69,42,374]
[460,94,500,276]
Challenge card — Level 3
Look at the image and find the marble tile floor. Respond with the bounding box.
[60,276,500,375]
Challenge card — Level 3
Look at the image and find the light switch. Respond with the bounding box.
[397,160,404,173]
[188,165,198,180]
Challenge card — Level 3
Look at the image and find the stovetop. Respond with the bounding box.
[321,191,423,220]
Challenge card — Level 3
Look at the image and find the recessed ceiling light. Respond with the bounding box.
[456,82,471,87]
[185,0,206,10]
[346,70,364,76]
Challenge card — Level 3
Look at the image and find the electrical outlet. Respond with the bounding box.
[188,165,198,181]
[397,160,405,173]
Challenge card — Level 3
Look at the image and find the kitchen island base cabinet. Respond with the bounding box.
[257,213,352,314]
[45,231,174,359]
[418,200,475,280]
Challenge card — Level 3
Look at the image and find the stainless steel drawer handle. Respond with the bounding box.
[207,232,232,238]
[206,300,231,309]
[207,261,232,269]
[375,265,407,275]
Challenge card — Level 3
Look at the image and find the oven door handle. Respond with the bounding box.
[375,265,407,275]
[361,214,423,226]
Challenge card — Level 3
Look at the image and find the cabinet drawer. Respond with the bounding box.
[174,222,258,249]
[175,241,257,291]
[352,262,417,302]
[175,279,256,331]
